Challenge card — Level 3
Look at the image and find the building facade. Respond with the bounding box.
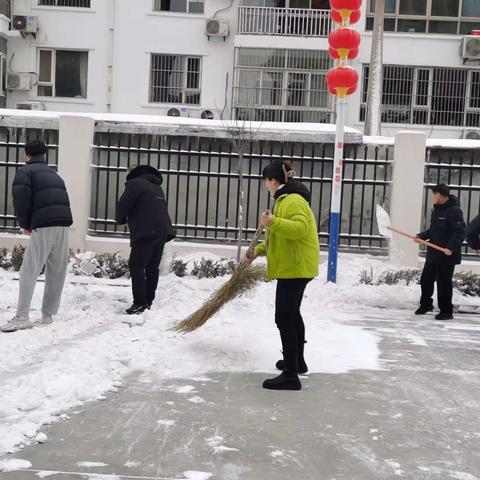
[4,0,480,139]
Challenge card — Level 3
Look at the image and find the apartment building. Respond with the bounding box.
[3,0,480,139]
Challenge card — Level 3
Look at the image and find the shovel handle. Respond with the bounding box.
[387,226,449,254]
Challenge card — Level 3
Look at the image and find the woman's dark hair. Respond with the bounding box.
[25,140,47,157]
[262,160,295,184]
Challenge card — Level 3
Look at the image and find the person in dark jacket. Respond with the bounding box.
[466,214,480,254]
[1,140,73,332]
[414,184,466,320]
[116,165,175,315]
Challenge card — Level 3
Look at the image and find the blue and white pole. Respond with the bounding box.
[327,96,347,283]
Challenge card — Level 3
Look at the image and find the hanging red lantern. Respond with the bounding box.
[331,8,361,25]
[329,46,359,61]
[327,66,359,98]
[328,27,361,61]
[329,0,362,22]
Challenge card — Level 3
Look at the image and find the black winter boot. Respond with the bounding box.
[415,305,433,315]
[125,304,149,315]
[263,372,301,391]
[275,359,308,374]
[435,312,453,320]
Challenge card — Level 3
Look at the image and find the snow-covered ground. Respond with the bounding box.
[0,253,479,466]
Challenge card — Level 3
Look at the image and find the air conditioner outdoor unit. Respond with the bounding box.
[16,102,45,111]
[12,15,39,34]
[167,107,189,117]
[201,110,214,120]
[206,19,229,37]
[462,36,480,59]
[463,129,480,140]
[7,73,34,91]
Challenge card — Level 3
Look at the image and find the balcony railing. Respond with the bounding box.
[238,6,332,37]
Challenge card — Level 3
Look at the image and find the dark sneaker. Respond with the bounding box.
[415,306,433,315]
[435,312,453,321]
[262,373,301,391]
[125,304,149,315]
[275,359,308,374]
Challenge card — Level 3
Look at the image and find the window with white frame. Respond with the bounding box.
[38,0,91,7]
[150,54,201,105]
[153,0,204,14]
[233,48,333,123]
[38,49,88,98]
[360,64,480,127]
[366,0,480,34]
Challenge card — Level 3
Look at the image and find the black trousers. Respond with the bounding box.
[420,261,456,315]
[129,236,166,306]
[275,278,311,376]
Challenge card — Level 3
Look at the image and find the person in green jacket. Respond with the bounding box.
[245,160,319,391]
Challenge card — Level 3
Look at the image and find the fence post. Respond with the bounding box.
[389,131,427,267]
[57,115,95,251]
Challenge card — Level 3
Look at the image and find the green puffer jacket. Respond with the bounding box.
[255,181,319,279]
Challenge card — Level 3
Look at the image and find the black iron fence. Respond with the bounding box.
[90,133,392,252]
[0,127,58,231]
[423,147,480,257]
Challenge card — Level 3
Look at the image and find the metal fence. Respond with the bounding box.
[0,127,58,231]
[89,133,392,253]
[423,147,480,256]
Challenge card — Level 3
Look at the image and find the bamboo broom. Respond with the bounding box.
[174,225,266,333]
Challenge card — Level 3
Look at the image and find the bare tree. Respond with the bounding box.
[218,106,262,262]
[364,0,384,136]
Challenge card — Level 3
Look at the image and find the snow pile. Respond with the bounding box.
[1,253,476,458]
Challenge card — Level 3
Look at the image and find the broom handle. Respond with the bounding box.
[243,225,264,261]
[387,226,449,254]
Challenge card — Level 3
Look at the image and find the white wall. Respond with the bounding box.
[5,0,479,137]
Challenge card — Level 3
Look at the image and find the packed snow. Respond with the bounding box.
[0,251,479,464]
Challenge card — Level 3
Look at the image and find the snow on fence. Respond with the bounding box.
[1,111,480,262]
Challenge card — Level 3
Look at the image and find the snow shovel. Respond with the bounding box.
[376,205,450,255]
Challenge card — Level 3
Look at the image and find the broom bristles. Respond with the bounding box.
[174,263,266,333]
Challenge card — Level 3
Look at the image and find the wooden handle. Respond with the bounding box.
[243,225,264,261]
[387,226,448,254]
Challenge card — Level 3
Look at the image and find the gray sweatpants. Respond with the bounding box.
[17,227,69,318]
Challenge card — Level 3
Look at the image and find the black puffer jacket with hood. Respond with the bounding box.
[116,165,176,245]
[418,195,466,265]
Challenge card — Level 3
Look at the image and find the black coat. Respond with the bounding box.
[466,214,480,251]
[418,195,466,265]
[116,165,176,245]
[12,156,73,230]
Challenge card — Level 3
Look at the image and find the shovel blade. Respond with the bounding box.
[376,205,392,238]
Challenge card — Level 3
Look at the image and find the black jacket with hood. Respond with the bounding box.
[273,180,311,203]
[116,165,175,245]
[418,195,466,265]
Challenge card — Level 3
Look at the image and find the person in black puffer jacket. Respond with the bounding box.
[466,214,480,254]
[415,184,466,321]
[116,165,175,315]
[1,140,73,332]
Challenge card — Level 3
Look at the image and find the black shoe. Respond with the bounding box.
[415,306,433,315]
[125,304,149,315]
[275,359,308,374]
[435,312,453,321]
[262,373,301,391]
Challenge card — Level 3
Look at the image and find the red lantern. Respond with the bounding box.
[331,8,361,25]
[329,0,362,22]
[329,46,359,61]
[327,66,359,98]
[328,28,361,61]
